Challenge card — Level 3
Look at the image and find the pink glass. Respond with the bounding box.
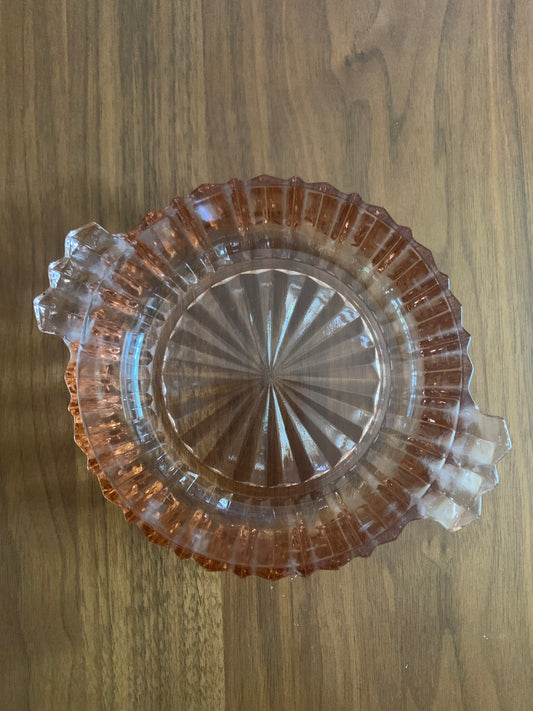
[34,176,511,578]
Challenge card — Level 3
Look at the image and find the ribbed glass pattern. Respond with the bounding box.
[34,176,511,578]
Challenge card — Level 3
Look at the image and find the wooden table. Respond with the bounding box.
[1,2,530,709]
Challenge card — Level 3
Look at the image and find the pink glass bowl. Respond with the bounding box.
[34,176,511,578]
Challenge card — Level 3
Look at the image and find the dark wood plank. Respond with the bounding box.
[0,2,223,710]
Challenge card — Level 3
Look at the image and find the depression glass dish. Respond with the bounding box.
[34,176,511,578]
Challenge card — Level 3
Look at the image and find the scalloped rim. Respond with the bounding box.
[65,343,421,579]
[45,175,510,578]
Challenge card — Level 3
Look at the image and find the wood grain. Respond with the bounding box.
[1,1,530,709]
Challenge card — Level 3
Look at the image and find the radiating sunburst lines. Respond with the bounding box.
[276,293,354,367]
[162,268,383,487]
[33,181,511,578]
[273,278,323,362]
[186,299,260,367]
[280,317,366,370]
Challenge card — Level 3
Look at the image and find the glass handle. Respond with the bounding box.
[33,223,129,344]
[419,408,511,530]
